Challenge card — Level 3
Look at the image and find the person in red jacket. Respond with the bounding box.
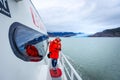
[48,38,61,70]
[25,44,43,62]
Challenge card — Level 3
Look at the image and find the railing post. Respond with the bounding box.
[71,70,74,80]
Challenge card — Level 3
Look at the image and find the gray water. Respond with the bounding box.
[61,38,120,80]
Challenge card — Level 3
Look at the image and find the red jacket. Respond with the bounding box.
[49,40,61,59]
[49,41,55,53]
[26,45,41,62]
[50,49,59,59]
[26,45,39,57]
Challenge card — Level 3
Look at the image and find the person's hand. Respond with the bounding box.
[59,49,61,51]
[47,53,50,58]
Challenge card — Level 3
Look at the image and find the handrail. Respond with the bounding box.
[60,52,82,80]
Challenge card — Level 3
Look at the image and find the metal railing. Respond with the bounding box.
[60,52,82,80]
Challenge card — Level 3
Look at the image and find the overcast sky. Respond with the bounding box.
[32,0,120,34]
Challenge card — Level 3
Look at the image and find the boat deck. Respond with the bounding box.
[38,51,82,80]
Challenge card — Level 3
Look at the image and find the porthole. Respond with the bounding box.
[9,22,48,62]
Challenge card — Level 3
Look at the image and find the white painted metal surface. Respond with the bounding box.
[0,0,48,80]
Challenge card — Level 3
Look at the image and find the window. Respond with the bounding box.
[9,22,48,62]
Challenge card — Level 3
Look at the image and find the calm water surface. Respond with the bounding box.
[61,38,120,80]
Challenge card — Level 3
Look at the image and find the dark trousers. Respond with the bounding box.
[52,59,57,68]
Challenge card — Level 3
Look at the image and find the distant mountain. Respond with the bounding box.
[47,32,82,37]
[89,27,120,37]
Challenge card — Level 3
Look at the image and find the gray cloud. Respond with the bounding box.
[36,0,120,33]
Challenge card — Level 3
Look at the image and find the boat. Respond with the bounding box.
[0,0,82,80]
